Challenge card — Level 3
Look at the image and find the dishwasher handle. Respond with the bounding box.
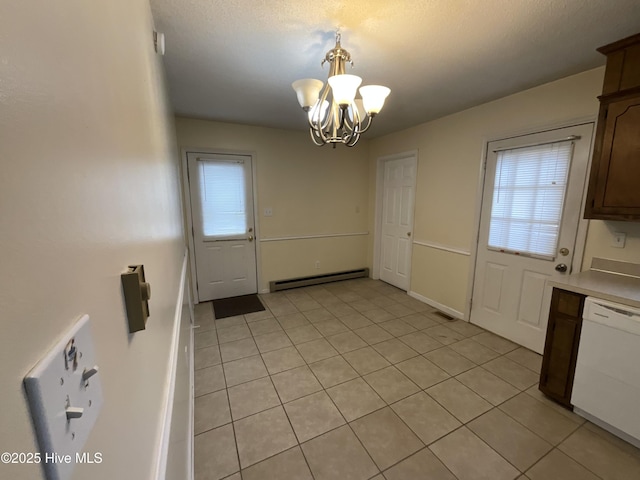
[598,303,640,317]
[584,297,640,336]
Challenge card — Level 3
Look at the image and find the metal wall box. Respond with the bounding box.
[121,264,151,333]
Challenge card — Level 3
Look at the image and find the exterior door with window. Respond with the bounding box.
[187,152,257,302]
[380,154,417,291]
[471,124,593,353]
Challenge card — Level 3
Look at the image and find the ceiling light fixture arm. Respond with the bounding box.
[292,32,390,147]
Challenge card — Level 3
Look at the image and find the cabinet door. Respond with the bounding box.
[586,95,640,220]
[539,289,585,407]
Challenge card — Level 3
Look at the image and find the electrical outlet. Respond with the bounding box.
[315,261,320,269]
[264,207,273,217]
[611,232,626,248]
[24,314,103,480]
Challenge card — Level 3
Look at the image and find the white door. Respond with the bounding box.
[471,124,593,353]
[380,155,417,291]
[187,152,257,302]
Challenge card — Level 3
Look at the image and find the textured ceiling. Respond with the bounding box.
[149,0,640,137]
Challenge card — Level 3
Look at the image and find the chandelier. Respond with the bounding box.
[292,32,390,147]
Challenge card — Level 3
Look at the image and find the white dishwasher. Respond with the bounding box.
[572,296,640,448]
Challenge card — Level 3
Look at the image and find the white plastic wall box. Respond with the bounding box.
[24,314,103,480]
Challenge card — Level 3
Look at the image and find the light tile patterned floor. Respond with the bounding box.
[193,279,640,480]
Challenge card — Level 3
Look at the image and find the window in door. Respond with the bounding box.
[488,141,573,260]
[198,160,247,238]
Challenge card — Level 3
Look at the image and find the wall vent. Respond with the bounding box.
[269,268,369,292]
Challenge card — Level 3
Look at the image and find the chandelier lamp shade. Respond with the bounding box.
[292,33,390,147]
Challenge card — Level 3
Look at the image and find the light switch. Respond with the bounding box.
[82,366,99,381]
[65,407,84,420]
[24,314,103,480]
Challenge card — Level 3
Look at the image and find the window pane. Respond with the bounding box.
[198,160,246,237]
[488,141,572,259]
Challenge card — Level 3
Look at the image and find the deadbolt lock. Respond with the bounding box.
[559,247,569,256]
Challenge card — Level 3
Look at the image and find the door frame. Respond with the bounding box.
[180,147,261,304]
[465,117,597,322]
[372,150,419,288]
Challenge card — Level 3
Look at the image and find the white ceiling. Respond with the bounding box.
[149,0,640,137]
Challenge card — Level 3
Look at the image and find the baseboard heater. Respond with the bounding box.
[269,268,369,292]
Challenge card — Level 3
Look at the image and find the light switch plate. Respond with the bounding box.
[611,232,626,248]
[24,314,103,480]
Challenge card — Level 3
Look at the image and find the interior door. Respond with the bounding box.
[187,152,257,302]
[380,154,417,291]
[470,124,593,353]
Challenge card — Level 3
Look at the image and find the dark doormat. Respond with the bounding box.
[212,294,265,319]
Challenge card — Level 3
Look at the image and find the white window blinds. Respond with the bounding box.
[488,141,573,259]
[198,160,246,237]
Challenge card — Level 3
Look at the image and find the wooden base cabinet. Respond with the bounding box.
[539,288,586,408]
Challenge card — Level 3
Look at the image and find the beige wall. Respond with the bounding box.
[175,66,640,312]
[583,221,640,268]
[368,66,638,315]
[0,2,185,479]
[174,118,370,292]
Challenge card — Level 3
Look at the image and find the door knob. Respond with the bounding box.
[555,263,568,273]
[248,235,254,242]
[407,232,412,237]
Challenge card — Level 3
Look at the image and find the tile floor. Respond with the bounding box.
[193,278,640,480]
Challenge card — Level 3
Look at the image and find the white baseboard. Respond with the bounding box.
[573,407,640,449]
[408,291,465,320]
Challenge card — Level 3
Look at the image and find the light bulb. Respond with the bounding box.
[292,79,324,110]
[328,74,362,107]
[359,85,390,115]
[308,100,330,124]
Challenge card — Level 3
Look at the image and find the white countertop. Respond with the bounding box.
[548,269,640,309]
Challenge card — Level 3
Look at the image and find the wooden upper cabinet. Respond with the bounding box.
[599,35,640,95]
[585,33,640,221]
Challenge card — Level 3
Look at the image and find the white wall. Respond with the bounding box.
[0,2,185,479]
[174,118,370,293]
[368,67,635,315]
